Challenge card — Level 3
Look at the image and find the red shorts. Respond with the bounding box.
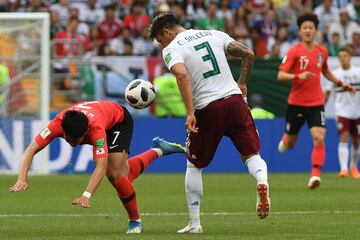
[186,95,260,168]
[336,116,360,136]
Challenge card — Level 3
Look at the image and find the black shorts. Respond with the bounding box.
[285,104,326,135]
[106,106,133,153]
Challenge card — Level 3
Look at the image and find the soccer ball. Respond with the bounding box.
[125,79,156,109]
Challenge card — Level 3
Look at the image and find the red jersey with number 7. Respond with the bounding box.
[35,101,125,159]
[279,43,329,106]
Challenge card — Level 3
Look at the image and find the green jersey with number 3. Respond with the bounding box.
[162,29,241,110]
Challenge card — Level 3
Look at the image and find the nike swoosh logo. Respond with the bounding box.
[109,145,119,149]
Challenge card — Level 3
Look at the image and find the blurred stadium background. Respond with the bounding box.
[0,1,360,239]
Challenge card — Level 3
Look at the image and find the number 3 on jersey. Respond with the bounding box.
[194,41,221,79]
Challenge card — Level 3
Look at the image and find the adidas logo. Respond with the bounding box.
[191,154,197,160]
[190,201,199,206]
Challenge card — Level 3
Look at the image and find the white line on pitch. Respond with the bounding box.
[0,210,359,218]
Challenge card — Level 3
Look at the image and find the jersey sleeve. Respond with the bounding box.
[90,130,108,160]
[35,118,62,149]
[211,30,236,53]
[162,46,184,70]
[279,47,297,72]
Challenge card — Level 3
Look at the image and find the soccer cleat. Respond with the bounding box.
[177,223,203,233]
[350,167,360,179]
[152,137,186,156]
[126,220,143,234]
[338,169,349,177]
[256,182,270,219]
[308,176,321,190]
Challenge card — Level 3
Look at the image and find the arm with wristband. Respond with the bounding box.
[322,68,355,94]
[72,157,107,208]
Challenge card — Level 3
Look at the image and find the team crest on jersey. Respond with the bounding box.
[317,53,323,68]
[40,128,51,139]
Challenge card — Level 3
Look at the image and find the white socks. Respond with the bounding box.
[350,144,360,168]
[338,142,349,171]
[185,161,203,227]
[246,155,268,184]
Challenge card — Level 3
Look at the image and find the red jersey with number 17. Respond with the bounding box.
[35,101,124,160]
[279,43,329,106]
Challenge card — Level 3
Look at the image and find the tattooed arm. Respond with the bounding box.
[226,41,255,98]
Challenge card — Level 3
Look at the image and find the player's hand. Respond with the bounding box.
[72,196,90,208]
[185,113,198,133]
[298,71,315,80]
[9,180,29,192]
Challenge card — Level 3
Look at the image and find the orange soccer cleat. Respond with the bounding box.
[338,169,349,177]
[350,167,360,179]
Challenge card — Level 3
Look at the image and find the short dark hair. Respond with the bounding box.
[61,110,89,138]
[297,13,319,29]
[149,13,181,40]
[338,47,351,55]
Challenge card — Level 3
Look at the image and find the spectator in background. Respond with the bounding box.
[277,0,303,41]
[327,32,343,56]
[50,0,70,25]
[347,31,360,56]
[79,0,104,27]
[256,9,278,51]
[314,0,339,43]
[329,9,358,46]
[54,17,85,57]
[271,25,292,58]
[133,25,156,56]
[83,26,103,56]
[174,3,196,30]
[346,0,360,23]
[123,2,151,37]
[217,0,233,24]
[50,10,64,39]
[109,27,133,55]
[97,3,123,44]
[153,65,186,118]
[264,41,281,60]
[69,6,90,37]
[196,2,225,31]
[183,0,207,21]
[26,0,47,12]
[232,5,251,40]
[249,26,268,58]
[250,94,275,119]
[122,39,134,56]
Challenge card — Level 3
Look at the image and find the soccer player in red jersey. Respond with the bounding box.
[9,100,185,233]
[277,13,355,189]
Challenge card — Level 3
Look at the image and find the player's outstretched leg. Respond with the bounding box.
[127,137,185,182]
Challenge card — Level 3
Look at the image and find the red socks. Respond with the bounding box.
[109,150,159,220]
[128,149,159,182]
[311,144,325,177]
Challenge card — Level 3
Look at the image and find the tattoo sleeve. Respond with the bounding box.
[226,41,255,83]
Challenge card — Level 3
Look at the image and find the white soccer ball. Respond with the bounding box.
[125,79,156,109]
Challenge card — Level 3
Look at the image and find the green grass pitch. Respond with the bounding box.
[1,173,359,240]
